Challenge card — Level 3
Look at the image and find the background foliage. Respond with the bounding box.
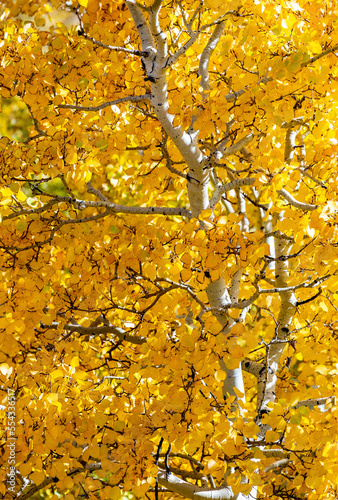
[0,0,338,499]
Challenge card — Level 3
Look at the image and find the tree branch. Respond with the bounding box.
[210,178,255,210]
[79,31,147,56]
[264,459,290,473]
[25,192,192,218]
[199,22,226,92]
[40,322,147,344]
[302,43,338,67]
[258,274,330,294]
[20,462,102,500]
[158,470,235,500]
[279,188,318,211]
[58,95,152,112]
[293,395,336,409]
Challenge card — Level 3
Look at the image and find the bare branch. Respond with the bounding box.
[210,177,255,210]
[20,462,103,500]
[40,322,147,345]
[279,188,318,211]
[157,277,208,311]
[199,22,226,92]
[58,94,152,112]
[126,0,155,52]
[167,32,200,66]
[1,199,57,221]
[158,470,235,500]
[224,75,272,102]
[23,192,191,218]
[258,274,330,294]
[25,103,47,141]
[160,134,188,179]
[302,43,338,67]
[79,31,147,56]
[87,182,112,203]
[264,459,290,473]
[242,358,263,377]
[293,395,336,409]
[296,288,322,306]
[148,0,167,59]
[167,11,236,67]
[222,132,255,157]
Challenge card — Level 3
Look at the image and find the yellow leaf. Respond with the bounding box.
[72,370,87,380]
[181,333,195,350]
[144,263,157,281]
[265,430,279,442]
[45,434,59,450]
[71,356,80,368]
[114,421,125,432]
[65,147,77,164]
[110,486,122,500]
[29,470,45,485]
[15,219,28,232]
[51,369,64,380]
[215,370,226,382]
[200,209,213,219]
[20,463,32,477]
[180,268,192,282]
[315,365,328,375]
[45,394,62,410]
[94,412,108,426]
[233,387,244,398]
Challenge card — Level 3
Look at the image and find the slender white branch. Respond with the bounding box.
[221,291,260,310]
[293,396,336,408]
[264,459,290,473]
[302,43,338,66]
[258,274,329,294]
[199,22,226,92]
[1,199,57,221]
[158,471,234,500]
[79,31,146,56]
[167,11,236,67]
[65,324,146,344]
[58,95,152,112]
[167,32,200,66]
[35,192,192,218]
[279,188,318,211]
[210,178,255,210]
[128,0,209,218]
[222,133,254,157]
[40,321,146,345]
[224,75,272,102]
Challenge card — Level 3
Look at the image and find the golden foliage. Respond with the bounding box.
[0,0,338,499]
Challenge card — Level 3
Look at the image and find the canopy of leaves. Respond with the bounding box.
[0,0,338,499]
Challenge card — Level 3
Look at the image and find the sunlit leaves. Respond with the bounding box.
[1,0,338,499]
